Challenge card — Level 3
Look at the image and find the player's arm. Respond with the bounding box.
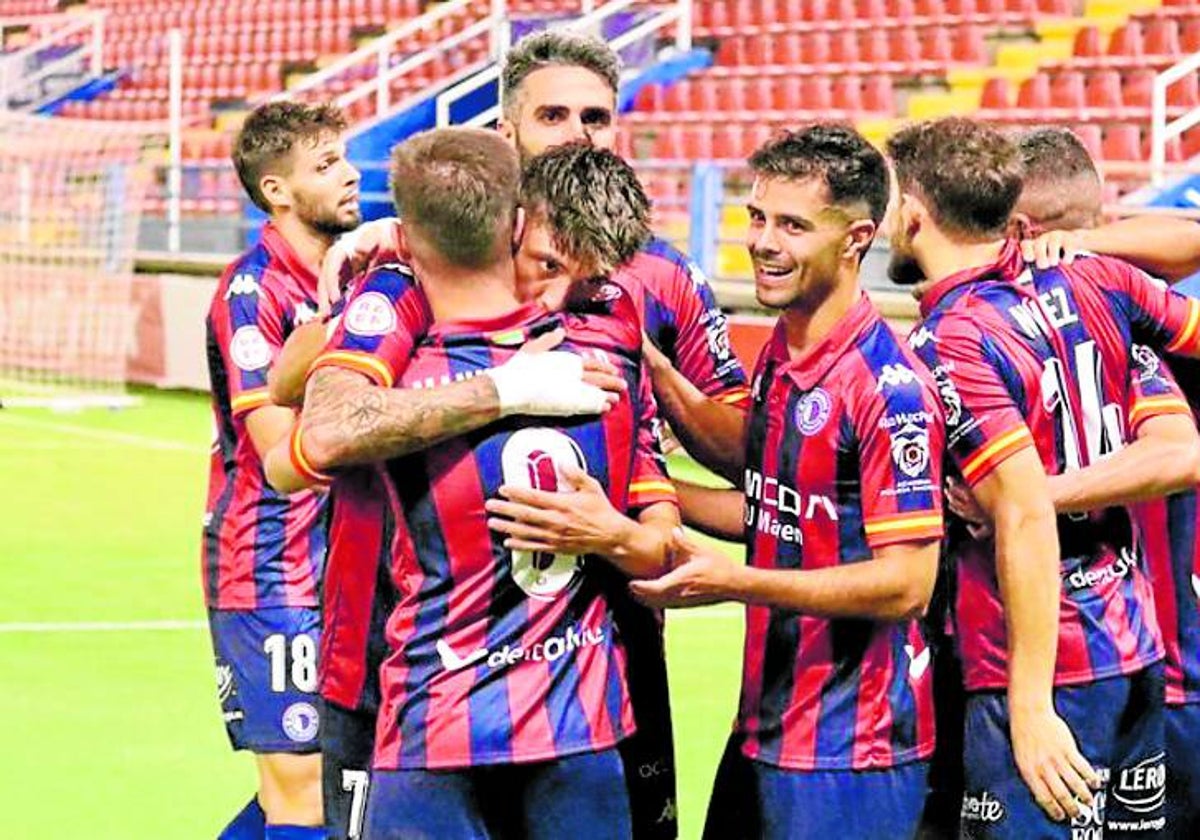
[268,320,331,407]
[643,337,747,483]
[1025,216,1200,282]
[969,447,1100,822]
[674,481,744,541]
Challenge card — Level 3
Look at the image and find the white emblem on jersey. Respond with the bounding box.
[224,272,260,300]
[344,291,396,336]
[891,422,931,479]
[909,326,938,349]
[500,428,587,600]
[436,639,487,672]
[281,701,320,743]
[874,363,917,393]
[1192,573,1200,600]
[904,644,931,680]
[229,325,270,371]
[795,388,831,435]
[294,302,318,325]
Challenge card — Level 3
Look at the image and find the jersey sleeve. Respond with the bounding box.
[853,362,945,548]
[310,265,432,386]
[210,267,287,418]
[1079,255,1200,356]
[911,315,1034,487]
[627,361,678,512]
[649,241,750,405]
[1127,344,1192,433]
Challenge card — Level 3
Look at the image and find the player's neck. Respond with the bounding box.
[781,272,860,357]
[271,213,334,277]
[918,234,1006,287]
[421,259,522,323]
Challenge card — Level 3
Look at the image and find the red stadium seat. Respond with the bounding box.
[662,81,690,112]
[944,0,978,15]
[803,76,835,113]
[830,30,860,66]
[1183,19,1200,54]
[888,0,917,18]
[745,36,774,67]
[832,75,864,112]
[1017,73,1051,111]
[890,28,923,68]
[803,32,831,66]
[954,26,987,64]
[1085,70,1124,114]
[1037,0,1071,13]
[923,27,954,64]
[1102,124,1142,161]
[746,76,775,113]
[1145,18,1182,58]
[632,84,661,112]
[706,1,729,30]
[729,0,755,29]
[653,125,686,158]
[693,77,721,113]
[863,75,895,112]
[1072,124,1104,161]
[1122,69,1155,109]
[831,0,858,21]
[724,78,749,113]
[774,76,805,111]
[861,30,892,67]
[1169,72,1200,109]
[1108,23,1145,57]
[1074,26,1103,58]
[857,0,889,19]
[715,37,745,67]
[712,125,743,160]
[776,33,803,67]
[980,77,1011,110]
[1050,70,1086,112]
[684,126,715,160]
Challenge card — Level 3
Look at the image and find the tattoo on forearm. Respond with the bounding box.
[304,367,500,467]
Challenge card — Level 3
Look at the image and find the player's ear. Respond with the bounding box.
[900,192,925,239]
[511,205,527,253]
[259,173,290,212]
[842,219,877,262]
[395,223,413,263]
[497,117,516,145]
[1009,211,1035,240]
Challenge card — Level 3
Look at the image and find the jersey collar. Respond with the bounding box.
[768,292,877,392]
[260,222,319,294]
[918,238,1025,318]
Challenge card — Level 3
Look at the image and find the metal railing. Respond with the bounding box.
[436,0,693,129]
[1150,49,1200,186]
[0,11,105,111]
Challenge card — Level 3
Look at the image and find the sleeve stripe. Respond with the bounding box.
[863,513,943,536]
[310,351,394,387]
[713,386,751,405]
[629,479,677,496]
[1166,298,1200,353]
[231,389,271,415]
[961,425,1034,484]
[1130,395,1193,427]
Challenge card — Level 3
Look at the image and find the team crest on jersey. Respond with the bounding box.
[891,422,930,478]
[282,701,320,743]
[794,389,831,435]
[501,428,587,600]
[230,325,271,371]
[344,291,396,336]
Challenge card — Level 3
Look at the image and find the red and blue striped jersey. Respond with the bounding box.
[318,465,399,715]
[203,223,327,610]
[912,241,1200,691]
[614,237,749,407]
[1132,350,1200,705]
[736,294,944,771]
[319,287,675,770]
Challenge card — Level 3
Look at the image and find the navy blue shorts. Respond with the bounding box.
[322,699,375,840]
[208,606,321,753]
[362,748,631,840]
[959,664,1165,839]
[1166,702,1200,839]
[701,734,929,840]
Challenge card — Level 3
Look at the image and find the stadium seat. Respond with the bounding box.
[1085,70,1125,116]
[1144,18,1182,57]
[804,76,835,113]
[1183,19,1200,54]
[833,75,864,113]
[712,125,743,160]
[1102,124,1142,161]
[1169,72,1200,108]
[1017,73,1052,112]
[831,30,861,67]
[863,75,895,112]
[923,27,954,65]
[803,32,831,66]
[776,33,803,67]
[1108,23,1145,58]
[1050,71,1086,114]
[1074,26,1104,59]
[746,77,775,113]
[953,26,987,64]
[774,76,805,111]
[1122,69,1155,109]
[979,76,1011,111]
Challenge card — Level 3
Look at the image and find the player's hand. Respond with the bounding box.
[486,465,629,556]
[485,330,620,417]
[946,476,993,539]
[1021,229,1085,270]
[629,529,736,609]
[318,218,402,315]
[1009,705,1102,822]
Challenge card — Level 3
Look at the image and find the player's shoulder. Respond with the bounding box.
[855,320,937,398]
[214,240,272,302]
[1060,250,1155,288]
[355,261,420,297]
[619,236,710,294]
[567,281,642,350]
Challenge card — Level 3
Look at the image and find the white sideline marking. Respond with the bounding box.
[0,412,207,453]
[0,619,206,634]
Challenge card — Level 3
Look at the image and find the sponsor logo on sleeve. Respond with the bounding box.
[281,701,320,743]
[795,388,832,435]
[229,325,271,371]
[344,291,397,337]
[891,422,931,479]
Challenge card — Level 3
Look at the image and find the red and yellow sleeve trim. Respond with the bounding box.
[231,388,271,416]
[309,351,394,388]
[713,385,751,405]
[1129,395,1193,431]
[960,425,1034,486]
[288,423,332,488]
[863,511,944,546]
[1166,298,1200,354]
[628,477,679,509]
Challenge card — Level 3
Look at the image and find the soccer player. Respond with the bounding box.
[203,101,361,840]
[887,116,1200,839]
[1004,126,1200,840]
[612,125,943,840]
[293,127,678,838]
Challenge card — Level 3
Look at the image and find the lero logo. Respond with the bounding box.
[1112,753,1166,814]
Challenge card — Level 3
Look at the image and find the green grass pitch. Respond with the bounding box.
[0,388,744,839]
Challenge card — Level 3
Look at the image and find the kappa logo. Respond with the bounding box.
[795,388,832,435]
[224,273,260,300]
[875,364,917,393]
[344,291,396,337]
[891,423,930,479]
[909,326,938,349]
[282,701,320,743]
[1112,753,1166,814]
[904,643,931,680]
[229,325,271,371]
